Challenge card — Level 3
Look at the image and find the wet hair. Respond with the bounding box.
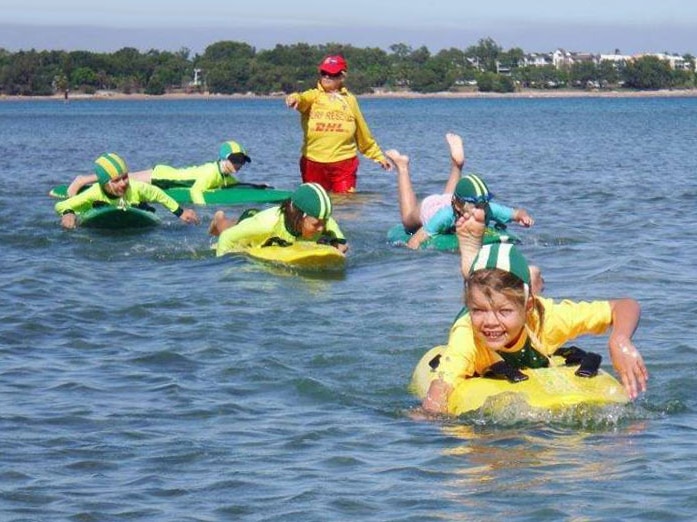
[466,268,546,331]
[226,152,250,165]
[466,269,527,308]
[279,199,306,237]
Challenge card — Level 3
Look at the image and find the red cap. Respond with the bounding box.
[318,55,348,74]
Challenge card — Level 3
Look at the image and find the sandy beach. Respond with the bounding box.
[2,88,697,102]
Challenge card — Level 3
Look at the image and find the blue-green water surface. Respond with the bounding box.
[1,96,696,521]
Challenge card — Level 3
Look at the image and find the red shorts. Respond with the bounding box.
[300,156,359,193]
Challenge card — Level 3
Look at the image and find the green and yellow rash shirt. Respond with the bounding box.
[216,206,345,257]
[437,297,613,385]
[290,84,386,165]
[55,180,182,216]
[151,162,238,205]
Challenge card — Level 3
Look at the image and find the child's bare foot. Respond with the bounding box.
[208,210,226,236]
[456,208,485,278]
[384,149,410,170]
[455,207,486,244]
[445,132,465,168]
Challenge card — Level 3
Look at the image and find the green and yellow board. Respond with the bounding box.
[387,225,520,251]
[78,206,161,229]
[49,184,292,206]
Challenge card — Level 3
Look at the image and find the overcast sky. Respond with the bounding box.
[2,0,696,55]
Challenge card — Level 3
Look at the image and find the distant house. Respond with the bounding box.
[552,49,573,68]
[599,53,633,66]
[523,53,553,68]
[640,53,691,70]
[522,50,598,69]
[551,49,598,68]
[507,49,692,73]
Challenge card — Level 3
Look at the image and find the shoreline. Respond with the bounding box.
[2,88,697,102]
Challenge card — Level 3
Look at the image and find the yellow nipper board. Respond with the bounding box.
[244,242,346,271]
[411,346,629,415]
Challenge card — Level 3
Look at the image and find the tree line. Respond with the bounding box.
[1,38,695,97]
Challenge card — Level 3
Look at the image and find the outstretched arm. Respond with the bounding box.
[67,174,98,197]
[60,211,78,229]
[285,93,299,110]
[513,208,534,227]
[607,298,648,400]
[406,228,429,250]
[422,378,453,414]
[178,208,200,225]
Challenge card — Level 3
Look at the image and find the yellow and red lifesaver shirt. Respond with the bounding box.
[55,180,182,216]
[437,297,613,385]
[289,84,386,165]
[215,206,345,257]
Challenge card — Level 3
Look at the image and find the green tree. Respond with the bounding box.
[465,37,502,73]
[198,41,255,93]
[2,50,52,95]
[388,43,414,88]
[597,60,620,87]
[145,73,166,95]
[498,47,525,72]
[514,65,565,89]
[255,43,320,93]
[71,66,99,88]
[622,56,673,89]
[409,52,455,92]
[569,60,598,88]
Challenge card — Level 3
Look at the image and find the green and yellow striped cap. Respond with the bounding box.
[291,183,332,220]
[470,243,530,285]
[454,174,491,203]
[218,141,251,163]
[94,153,128,186]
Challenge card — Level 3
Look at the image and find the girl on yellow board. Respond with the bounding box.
[421,210,648,415]
[209,183,348,257]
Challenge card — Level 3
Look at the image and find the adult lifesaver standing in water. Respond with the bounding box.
[210,182,348,257]
[285,55,392,193]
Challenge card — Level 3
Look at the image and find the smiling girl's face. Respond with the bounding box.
[466,270,531,351]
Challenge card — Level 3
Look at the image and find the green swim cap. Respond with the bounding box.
[291,183,332,220]
[454,174,491,203]
[94,153,128,186]
[470,243,530,285]
[219,141,251,163]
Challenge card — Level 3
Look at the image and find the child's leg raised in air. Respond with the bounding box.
[385,149,421,231]
[442,132,466,194]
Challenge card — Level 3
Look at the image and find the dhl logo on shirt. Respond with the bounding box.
[314,122,345,132]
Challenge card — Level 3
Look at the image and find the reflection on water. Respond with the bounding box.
[438,420,651,517]
[0,97,695,521]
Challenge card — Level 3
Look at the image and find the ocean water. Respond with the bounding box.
[1,95,696,521]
